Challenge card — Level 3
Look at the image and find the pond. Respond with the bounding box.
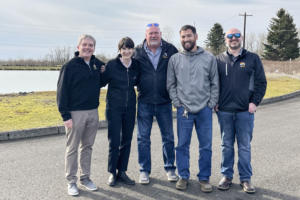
[0,70,60,94]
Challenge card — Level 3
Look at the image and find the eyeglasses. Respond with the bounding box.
[146,23,159,27]
[226,33,241,39]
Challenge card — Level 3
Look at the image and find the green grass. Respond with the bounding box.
[0,91,107,132]
[264,76,300,98]
[0,76,300,132]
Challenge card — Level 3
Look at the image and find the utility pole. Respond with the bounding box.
[239,12,253,48]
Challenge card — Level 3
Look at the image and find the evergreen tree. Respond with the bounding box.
[205,23,225,55]
[263,8,300,60]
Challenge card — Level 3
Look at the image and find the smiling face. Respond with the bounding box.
[225,28,243,51]
[180,28,198,52]
[77,38,95,61]
[145,26,162,49]
[120,47,134,59]
[118,37,135,59]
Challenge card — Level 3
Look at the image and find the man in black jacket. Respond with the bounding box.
[57,34,105,196]
[215,28,267,194]
[134,23,178,184]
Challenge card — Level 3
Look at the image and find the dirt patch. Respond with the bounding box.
[263,60,300,75]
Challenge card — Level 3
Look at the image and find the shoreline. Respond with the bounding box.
[1,90,300,141]
[0,66,61,71]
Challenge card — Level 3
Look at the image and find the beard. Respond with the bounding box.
[228,40,242,50]
[182,41,196,52]
[148,40,160,47]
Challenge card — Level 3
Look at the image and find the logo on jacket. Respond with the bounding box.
[162,52,168,59]
[93,64,97,70]
[240,62,246,68]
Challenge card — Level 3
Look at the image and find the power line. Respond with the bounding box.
[239,12,253,48]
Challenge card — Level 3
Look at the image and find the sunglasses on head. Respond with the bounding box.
[146,23,159,27]
[226,33,241,39]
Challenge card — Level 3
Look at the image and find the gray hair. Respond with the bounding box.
[78,34,96,46]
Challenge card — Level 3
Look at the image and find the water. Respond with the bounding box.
[0,70,60,94]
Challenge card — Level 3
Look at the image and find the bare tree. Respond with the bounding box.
[244,32,266,57]
[245,32,256,52]
[46,46,73,65]
[95,53,111,63]
[257,33,266,57]
[0,46,74,67]
[162,26,175,43]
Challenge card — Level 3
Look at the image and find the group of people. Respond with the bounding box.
[56,23,267,196]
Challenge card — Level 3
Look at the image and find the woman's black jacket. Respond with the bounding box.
[101,56,139,110]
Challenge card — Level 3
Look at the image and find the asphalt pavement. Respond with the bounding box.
[0,96,300,200]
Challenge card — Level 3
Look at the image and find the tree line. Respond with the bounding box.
[205,8,300,60]
[0,47,111,67]
[0,8,299,67]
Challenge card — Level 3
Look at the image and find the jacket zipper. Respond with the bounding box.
[225,63,228,76]
[126,68,129,107]
[84,60,92,74]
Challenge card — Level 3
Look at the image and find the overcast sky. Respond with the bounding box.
[0,0,299,60]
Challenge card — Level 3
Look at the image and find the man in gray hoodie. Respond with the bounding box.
[167,25,219,192]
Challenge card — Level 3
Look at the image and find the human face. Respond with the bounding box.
[77,38,95,61]
[120,47,134,59]
[180,29,198,52]
[225,28,243,51]
[145,26,162,48]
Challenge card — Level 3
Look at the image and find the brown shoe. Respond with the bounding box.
[217,177,232,191]
[176,178,188,190]
[240,181,256,194]
[199,180,213,193]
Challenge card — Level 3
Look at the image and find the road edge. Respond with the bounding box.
[1,90,300,141]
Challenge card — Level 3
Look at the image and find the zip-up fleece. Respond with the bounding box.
[101,56,139,110]
[216,49,267,112]
[57,52,105,121]
[134,39,178,104]
[167,47,219,113]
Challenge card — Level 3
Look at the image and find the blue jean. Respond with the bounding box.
[217,110,254,182]
[176,106,212,181]
[137,102,176,173]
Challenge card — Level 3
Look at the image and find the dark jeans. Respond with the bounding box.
[176,106,213,181]
[106,106,136,173]
[217,110,254,182]
[137,102,176,173]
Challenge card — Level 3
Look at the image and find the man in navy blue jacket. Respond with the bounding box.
[215,28,267,194]
[134,23,178,184]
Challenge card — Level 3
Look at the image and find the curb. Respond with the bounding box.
[0,120,108,142]
[260,90,300,105]
[1,90,300,141]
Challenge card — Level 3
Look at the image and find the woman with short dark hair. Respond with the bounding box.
[101,37,139,186]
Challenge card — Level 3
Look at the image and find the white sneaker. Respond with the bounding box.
[67,183,79,196]
[80,178,98,191]
[139,172,150,184]
[166,170,179,182]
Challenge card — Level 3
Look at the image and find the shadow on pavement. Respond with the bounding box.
[79,178,300,200]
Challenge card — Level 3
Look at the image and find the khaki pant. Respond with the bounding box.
[65,109,99,184]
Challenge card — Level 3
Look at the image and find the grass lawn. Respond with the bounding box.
[264,76,300,98]
[0,91,107,132]
[0,75,300,132]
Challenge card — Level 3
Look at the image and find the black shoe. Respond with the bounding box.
[217,177,232,191]
[117,171,135,185]
[107,173,117,186]
[240,181,256,194]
